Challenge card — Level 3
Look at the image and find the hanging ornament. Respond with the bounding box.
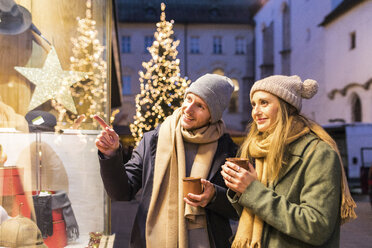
[15,46,88,114]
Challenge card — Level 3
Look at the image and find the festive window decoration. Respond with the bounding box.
[14,47,88,115]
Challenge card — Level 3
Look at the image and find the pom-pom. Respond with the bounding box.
[301,79,318,99]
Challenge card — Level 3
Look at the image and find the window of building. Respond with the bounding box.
[121,35,131,53]
[211,69,239,113]
[213,36,222,54]
[144,36,154,53]
[351,93,361,122]
[190,36,200,54]
[260,22,274,78]
[122,75,132,95]
[212,68,224,76]
[145,7,156,18]
[235,37,246,55]
[350,31,356,50]
[281,2,291,75]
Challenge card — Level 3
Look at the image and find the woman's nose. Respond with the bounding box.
[252,105,261,115]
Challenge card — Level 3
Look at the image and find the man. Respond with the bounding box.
[95,74,238,248]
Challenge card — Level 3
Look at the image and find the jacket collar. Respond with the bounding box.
[208,136,228,179]
[273,133,319,187]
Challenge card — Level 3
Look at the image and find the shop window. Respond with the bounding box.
[0,1,110,246]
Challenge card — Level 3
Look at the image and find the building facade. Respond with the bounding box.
[254,0,372,125]
[321,0,372,123]
[254,0,372,179]
[115,0,261,133]
[254,0,332,123]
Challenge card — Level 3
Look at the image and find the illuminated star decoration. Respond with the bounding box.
[14,46,88,114]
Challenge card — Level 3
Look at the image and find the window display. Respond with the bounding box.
[0,0,111,247]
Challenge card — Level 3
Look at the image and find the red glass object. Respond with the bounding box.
[43,208,68,248]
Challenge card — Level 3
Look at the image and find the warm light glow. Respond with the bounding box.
[130,3,190,145]
[52,0,107,130]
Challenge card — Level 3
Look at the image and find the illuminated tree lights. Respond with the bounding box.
[54,0,107,130]
[130,3,190,145]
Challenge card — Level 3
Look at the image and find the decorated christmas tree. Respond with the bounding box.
[53,0,107,129]
[130,3,190,145]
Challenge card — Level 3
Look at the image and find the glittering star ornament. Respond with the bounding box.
[15,46,88,114]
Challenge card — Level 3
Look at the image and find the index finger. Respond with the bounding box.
[93,115,109,129]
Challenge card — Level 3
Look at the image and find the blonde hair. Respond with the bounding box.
[239,97,341,182]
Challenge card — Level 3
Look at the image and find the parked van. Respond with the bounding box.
[324,123,372,194]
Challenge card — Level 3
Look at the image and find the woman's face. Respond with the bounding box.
[251,90,280,132]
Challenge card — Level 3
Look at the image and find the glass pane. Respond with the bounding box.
[0,0,110,247]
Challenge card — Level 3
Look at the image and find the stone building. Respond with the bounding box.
[115,0,262,133]
[254,0,372,125]
[254,0,372,180]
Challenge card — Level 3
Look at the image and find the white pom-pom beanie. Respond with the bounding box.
[250,75,318,112]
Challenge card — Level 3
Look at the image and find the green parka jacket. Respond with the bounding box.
[229,133,342,248]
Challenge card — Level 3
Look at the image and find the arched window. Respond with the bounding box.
[351,93,362,122]
[212,68,224,76]
[212,69,239,113]
[228,79,239,113]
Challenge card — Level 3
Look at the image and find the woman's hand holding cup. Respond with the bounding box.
[221,158,257,194]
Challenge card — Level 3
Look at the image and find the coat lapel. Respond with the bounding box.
[273,133,318,187]
[207,137,229,180]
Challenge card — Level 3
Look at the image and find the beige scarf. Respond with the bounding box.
[232,119,357,248]
[145,108,225,248]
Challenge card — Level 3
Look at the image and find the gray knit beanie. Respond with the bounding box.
[185,73,234,123]
[250,75,318,112]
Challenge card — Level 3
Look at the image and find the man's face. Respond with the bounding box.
[181,93,211,130]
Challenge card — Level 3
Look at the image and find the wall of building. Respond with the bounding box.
[254,0,338,124]
[117,22,254,131]
[290,0,332,124]
[323,1,372,123]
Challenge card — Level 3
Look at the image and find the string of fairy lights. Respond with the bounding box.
[53,0,107,130]
[130,3,190,145]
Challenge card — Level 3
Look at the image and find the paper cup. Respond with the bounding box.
[182,177,202,198]
[226,158,250,170]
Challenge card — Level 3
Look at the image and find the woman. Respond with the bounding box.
[221,75,356,248]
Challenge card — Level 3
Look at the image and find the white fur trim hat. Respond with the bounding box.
[250,75,318,112]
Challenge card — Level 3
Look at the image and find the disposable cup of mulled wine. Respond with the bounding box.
[225,158,250,171]
[182,177,202,199]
